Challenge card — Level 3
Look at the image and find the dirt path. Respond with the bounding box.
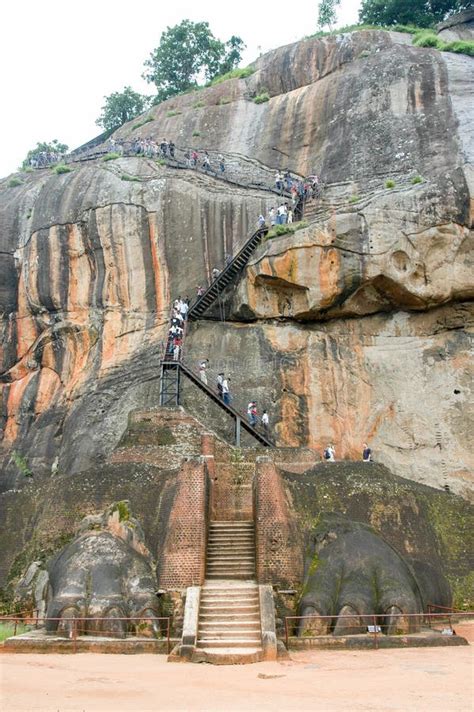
[1,646,473,711]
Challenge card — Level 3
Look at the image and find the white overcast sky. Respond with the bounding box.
[0,0,361,178]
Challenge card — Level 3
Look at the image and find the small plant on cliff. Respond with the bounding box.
[132,116,154,130]
[349,194,360,203]
[156,158,167,166]
[253,91,270,104]
[53,164,73,175]
[112,501,131,522]
[10,451,33,478]
[385,179,396,189]
[192,130,201,137]
[411,175,423,185]
[166,109,182,117]
[219,96,232,105]
[413,32,443,49]
[193,100,205,108]
[121,173,141,182]
[210,66,254,85]
[8,177,23,188]
[102,152,121,162]
[442,39,474,57]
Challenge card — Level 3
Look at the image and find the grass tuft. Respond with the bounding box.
[53,164,73,175]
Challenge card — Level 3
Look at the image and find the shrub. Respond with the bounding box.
[53,164,73,175]
[385,179,396,189]
[219,96,232,105]
[102,152,121,162]
[210,66,254,86]
[442,40,474,57]
[254,92,270,104]
[413,32,443,49]
[22,167,34,173]
[193,101,205,108]
[349,194,360,203]
[411,175,423,185]
[166,110,182,117]
[156,158,166,166]
[11,450,32,477]
[132,116,154,130]
[192,130,201,137]
[121,174,141,182]
[266,220,307,239]
[8,177,23,187]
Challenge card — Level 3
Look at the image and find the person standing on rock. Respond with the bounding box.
[362,443,372,462]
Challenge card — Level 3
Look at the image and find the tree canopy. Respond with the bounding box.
[142,20,246,102]
[317,0,341,30]
[22,140,69,168]
[359,0,471,28]
[96,86,150,131]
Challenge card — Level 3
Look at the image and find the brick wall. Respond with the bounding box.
[158,458,209,589]
[211,462,254,521]
[254,457,303,586]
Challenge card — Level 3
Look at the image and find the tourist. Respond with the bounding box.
[217,373,224,399]
[212,267,220,281]
[258,214,266,229]
[277,203,287,224]
[262,410,269,434]
[362,443,372,462]
[222,377,231,405]
[191,150,198,167]
[180,300,189,320]
[168,141,175,158]
[199,359,209,385]
[287,208,293,224]
[197,285,205,298]
[268,207,276,226]
[247,401,257,427]
[218,154,225,173]
[203,152,211,172]
[323,444,335,461]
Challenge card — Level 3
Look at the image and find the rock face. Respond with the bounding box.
[0,29,473,502]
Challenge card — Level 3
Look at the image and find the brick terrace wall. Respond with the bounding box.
[158,458,209,588]
[211,462,255,521]
[254,457,303,586]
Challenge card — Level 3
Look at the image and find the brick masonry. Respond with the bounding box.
[254,457,303,587]
[158,458,209,589]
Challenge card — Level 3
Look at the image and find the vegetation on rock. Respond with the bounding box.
[317,0,341,31]
[142,20,245,103]
[359,0,470,28]
[22,140,68,169]
[7,177,23,188]
[96,86,150,131]
[253,91,270,104]
[53,164,73,175]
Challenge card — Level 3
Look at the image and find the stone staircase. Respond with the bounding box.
[195,520,264,662]
[205,521,256,580]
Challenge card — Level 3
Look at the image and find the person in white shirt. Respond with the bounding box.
[199,359,209,385]
[222,378,230,405]
[262,410,269,434]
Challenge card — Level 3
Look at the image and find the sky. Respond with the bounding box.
[0,0,361,178]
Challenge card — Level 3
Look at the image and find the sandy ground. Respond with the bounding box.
[1,646,473,712]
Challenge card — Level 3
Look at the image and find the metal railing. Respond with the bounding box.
[0,615,172,653]
[283,610,474,650]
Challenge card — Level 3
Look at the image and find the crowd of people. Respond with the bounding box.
[27,150,65,168]
[274,170,322,200]
[108,137,176,159]
[166,297,190,361]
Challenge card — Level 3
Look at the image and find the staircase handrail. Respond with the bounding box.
[189,225,268,318]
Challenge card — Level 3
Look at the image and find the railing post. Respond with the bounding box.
[235,416,241,447]
[285,617,289,649]
[73,619,77,654]
[373,615,378,650]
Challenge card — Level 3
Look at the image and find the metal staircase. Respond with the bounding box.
[188,226,268,321]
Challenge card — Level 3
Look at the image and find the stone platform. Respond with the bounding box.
[3,628,178,654]
[287,629,469,650]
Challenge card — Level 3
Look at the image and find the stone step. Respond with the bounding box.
[207,538,254,545]
[196,638,262,648]
[199,613,260,622]
[206,565,255,573]
[198,630,261,641]
[193,647,263,664]
[210,521,254,527]
[199,622,261,632]
[206,555,255,563]
[206,572,257,580]
[200,596,258,606]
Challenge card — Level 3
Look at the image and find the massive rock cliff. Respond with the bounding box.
[0,29,472,499]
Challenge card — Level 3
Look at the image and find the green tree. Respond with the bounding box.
[142,20,245,102]
[96,86,150,131]
[22,140,69,168]
[359,0,470,28]
[318,0,342,30]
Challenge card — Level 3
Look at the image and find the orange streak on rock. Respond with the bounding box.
[34,368,61,415]
[3,373,36,443]
[148,214,165,323]
[319,247,341,307]
[67,224,92,324]
[16,260,38,360]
